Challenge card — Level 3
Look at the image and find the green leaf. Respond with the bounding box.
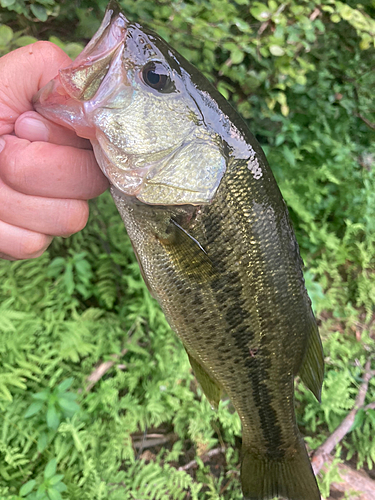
[47,489,62,500]
[49,474,64,486]
[37,432,48,453]
[367,409,375,426]
[74,258,91,276]
[63,263,74,295]
[282,146,296,167]
[269,45,285,56]
[24,401,44,418]
[0,25,13,45]
[63,42,84,60]
[57,391,76,401]
[230,47,244,65]
[234,18,251,33]
[44,459,57,480]
[15,36,38,47]
[46,404,60,430]
[36,494,48,500]
[75,283,90,297]
[32,390,50,401]
[19,480,36,496]
[58,397,80,415]
[30,4,48,21]
[250,2,271,21]
[54,482,67,493]
[57,377,73,392]
[36,483,47,499]
[47,257,66,277]
[351,409,365,432]
[0,0,16,7]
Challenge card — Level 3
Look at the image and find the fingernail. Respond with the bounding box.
[19,117,49,141]
[0,137,5,153]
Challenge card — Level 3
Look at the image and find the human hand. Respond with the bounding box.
[0,42,109,260]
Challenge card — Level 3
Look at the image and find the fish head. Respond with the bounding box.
[34,0,234,205]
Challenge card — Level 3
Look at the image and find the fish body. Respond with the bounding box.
[34,2,324,499]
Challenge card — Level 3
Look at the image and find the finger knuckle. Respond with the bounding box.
[60,201,89,236]
[1,148,27,190]
[33,41,66,60]
[19,233,50,259]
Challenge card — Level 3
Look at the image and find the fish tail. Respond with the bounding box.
[241,439,320,500]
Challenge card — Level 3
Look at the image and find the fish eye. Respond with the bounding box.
[141,61,175,93]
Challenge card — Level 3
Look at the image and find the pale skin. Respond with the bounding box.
[0,41,109,260]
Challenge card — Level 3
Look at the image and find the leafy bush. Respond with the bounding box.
[0,0,374,498]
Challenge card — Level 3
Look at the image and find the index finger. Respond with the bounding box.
[0,42,71,135]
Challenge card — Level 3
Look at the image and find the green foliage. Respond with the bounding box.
[47,253,94,300]
[0,23,82,58]
[0,0,374,498]
[0,0,59,22]
[17,458,67,500]
[297,328,375,472]
[24,378,80,431]
[318,450,344,499]
[0,23,37,55]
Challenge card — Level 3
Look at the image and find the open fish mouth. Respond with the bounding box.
[59,2,127,102]
[34,3,171,197]
[33,2,203,201]
[34,0,227,205]
[34,1,128,139]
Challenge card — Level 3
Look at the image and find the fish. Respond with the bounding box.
[34,2,324,499]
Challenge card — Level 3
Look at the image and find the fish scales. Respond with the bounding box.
[34,2,324,498]
[112,155,305,456]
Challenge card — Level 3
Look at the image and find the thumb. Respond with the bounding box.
[0,41,72,135]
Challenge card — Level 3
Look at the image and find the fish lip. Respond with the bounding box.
[34,0,128,107]
[33,1,129,137]
[58,4,128,101]
[70,0,128,70]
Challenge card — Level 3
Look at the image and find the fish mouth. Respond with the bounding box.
[33,1,129,138]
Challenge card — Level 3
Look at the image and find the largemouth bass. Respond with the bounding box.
[34,2,324,498]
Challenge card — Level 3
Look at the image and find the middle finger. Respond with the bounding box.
[0,134,108,199]
[0,176,89,237]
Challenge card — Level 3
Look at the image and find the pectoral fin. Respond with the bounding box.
[187,352,222,409]
[299,319,324,402]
